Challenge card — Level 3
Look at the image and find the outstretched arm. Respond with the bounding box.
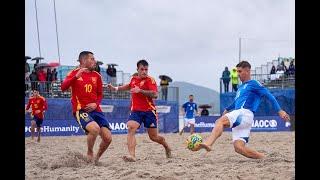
[254,82,290,121]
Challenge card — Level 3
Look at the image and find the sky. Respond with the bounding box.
[25,0,295,91]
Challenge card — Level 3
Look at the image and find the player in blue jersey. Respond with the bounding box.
[194,61,290,159]
[179,95,199,135]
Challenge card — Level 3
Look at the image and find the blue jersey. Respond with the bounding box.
[182,102,198,119]
[226,80,281,113]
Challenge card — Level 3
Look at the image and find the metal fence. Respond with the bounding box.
[25,81,179,102]
[220,73,295,93]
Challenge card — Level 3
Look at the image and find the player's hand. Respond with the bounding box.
[278,110,290,121]
[107,83,116,91]
[35,110,41,114]
[130,86,141,94]
[84,103,97,112]
[75,68,88,79]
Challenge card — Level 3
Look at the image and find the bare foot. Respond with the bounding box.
[198,143,212,152]
[165,148,172,158]
[122,155,136,162]
[87,154,94,163]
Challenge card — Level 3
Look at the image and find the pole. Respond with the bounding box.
[34,0,41,57]
[53,0,63,81]
[239,37,241,63]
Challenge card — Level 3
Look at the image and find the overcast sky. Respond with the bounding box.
[25,0,295,91]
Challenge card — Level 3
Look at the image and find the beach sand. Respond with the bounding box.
[25,132,294,180]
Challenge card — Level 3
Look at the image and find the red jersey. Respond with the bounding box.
[129,76,157,111]
[26,95,47,119]
[61,68,103,113]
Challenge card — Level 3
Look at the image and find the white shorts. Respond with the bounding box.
[225,108,254,144]
[184,118,195,127]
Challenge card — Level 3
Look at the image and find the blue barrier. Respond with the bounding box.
[220,88,295,116]
[25,98,179,136]
[184,115,290,133]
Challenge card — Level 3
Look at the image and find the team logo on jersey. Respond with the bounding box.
[91,77,97,84]
[77,77,83,81]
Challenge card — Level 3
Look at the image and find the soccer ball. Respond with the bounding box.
[186,134,203,151]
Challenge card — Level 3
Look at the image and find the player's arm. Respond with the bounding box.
[131,78,158,98]
[195,104,199,116]
[61,71,77,91]
[139,89,158,99]
[26,99,31,111]
[253,81,290,121]
[43,98,48,111]
[96,75,103,105]
[61,68,87,91]
[107,83,131,91]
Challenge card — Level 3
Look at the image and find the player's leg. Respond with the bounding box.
[231,109,264,159]
[30,120,36,140]
[194,115,230,151]
[123,120,140,162]
[75,110,101,162]
[94,112,113,163]
[179,118,188,135]
[36,118,43,142]
[145,110,172,158]
[95,127,112,163]
[233,140,264,159]
[85,121,100,162]
[147,128,172,158]
[189,118,196,134]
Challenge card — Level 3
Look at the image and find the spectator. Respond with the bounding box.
[52,68,58,81]
[200,108,209,116]
[106,65,113,84]
[270,65,277,80]
[288,60,295,76]
[221,67,231,93]
[230,68,239,92]
[25,59,30,73]
[95,64,101,74]
[160,77,169,101]
[110,65,117,85]
[37,68,47,95]
[25,72,30,96]
[29,70,38,91]
[270,65,276,74]
[46,68,53,95]
[276,62,285,79]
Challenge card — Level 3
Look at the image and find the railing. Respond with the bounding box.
[25,81,179,102]
[220,73,295,93]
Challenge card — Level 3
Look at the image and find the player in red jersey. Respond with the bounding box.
[108,59,172,162]
[61,51,112,164]
[25,90,48,142]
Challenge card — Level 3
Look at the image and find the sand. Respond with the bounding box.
[25,132,295,180]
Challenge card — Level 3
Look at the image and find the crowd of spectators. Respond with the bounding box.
[25,60,58,97]
[270,60,295,80]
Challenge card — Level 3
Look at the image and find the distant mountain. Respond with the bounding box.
[170,81,220,114]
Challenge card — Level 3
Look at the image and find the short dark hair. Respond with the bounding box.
[137,59,149,68]
[189,95,194,97]
[236,61,251,69]
[78,51,93,61]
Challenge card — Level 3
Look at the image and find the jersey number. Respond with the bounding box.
[84,84,92,93]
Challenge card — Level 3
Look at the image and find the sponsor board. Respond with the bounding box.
[100,105,114,113]
[186,116,291,133]
[156,106,171,113]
